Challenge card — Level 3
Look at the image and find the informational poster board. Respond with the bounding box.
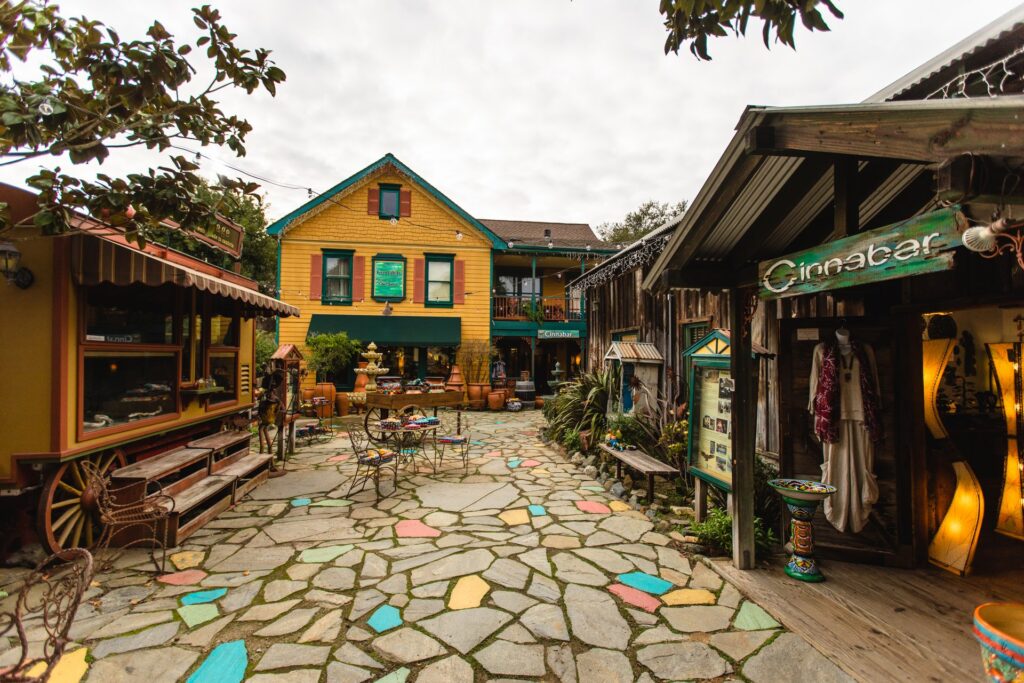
[688,359,733,491]
[373,256,406,301]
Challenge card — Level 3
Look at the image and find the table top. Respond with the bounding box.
[377,423,440,434]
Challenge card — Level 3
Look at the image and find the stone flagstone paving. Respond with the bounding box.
[0,410,852,682]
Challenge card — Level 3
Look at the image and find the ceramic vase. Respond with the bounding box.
[354,361,369,392]
[974,602,1024,682]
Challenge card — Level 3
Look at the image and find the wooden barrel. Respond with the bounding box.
[515,380,536,403]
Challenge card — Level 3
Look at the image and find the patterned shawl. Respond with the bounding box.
[813,342,883,444]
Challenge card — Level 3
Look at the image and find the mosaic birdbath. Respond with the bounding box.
[973,602,1024,683]
[768,478,837,583]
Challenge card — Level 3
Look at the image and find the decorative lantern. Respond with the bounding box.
[986,343,1024,541]
[929,461,984,576]
[0,242,33,289]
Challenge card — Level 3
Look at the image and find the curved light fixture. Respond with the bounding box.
[928,460,984,576]
[987,342,1024,541]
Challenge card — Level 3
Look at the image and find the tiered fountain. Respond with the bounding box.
[547,361,568,394]
[353,342,389,393]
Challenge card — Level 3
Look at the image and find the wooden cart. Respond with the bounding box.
[363,391,465,443]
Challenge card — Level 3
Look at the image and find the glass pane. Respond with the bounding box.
[326,277,350,300]
[380,189,400,218]
[210,314,238,346]
[337,277,351,299]
[85,284,174,344]
[426,346,454,378]
[181,314,192,382]
[428,260,451,282]
[83,352,176,432]
[428,281,450,302]
[325,256,349,277]
[209,351,238,403]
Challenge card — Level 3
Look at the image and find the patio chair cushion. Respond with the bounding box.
[438,435,468,444]
[359,449,397,465]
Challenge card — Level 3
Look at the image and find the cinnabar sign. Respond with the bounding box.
[758,207,964,299]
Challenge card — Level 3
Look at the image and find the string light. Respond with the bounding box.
[455,230,463,241]
[927,45,1024,99]
[570,231,671,294]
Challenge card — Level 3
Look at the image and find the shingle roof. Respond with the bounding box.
[479,219,613,250]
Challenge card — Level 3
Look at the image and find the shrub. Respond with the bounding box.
[607,413,662,455]
[561,429,582,452]
[255,329,277,372]
[306,332,361,382]
[457,339,495,383]
[543,369,614,444]
[690,507,778,561]
[710,456,782,532]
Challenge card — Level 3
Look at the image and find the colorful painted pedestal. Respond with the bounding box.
[769,478,837,583]
[973,602,1024,683]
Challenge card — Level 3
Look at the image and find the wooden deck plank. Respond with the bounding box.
[111,447,211,481]
[216,454,273,479]
[158,474,234,513]
[708,557,1021,683]
[188,431,251,452]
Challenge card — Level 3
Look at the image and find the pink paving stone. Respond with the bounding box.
[485,450,502,458]
[157,569,207,585]
[395,520,442,538]
[327,454,350,462]
[608,582,661,613]
[519,459,541,467]
[575,500,611,514]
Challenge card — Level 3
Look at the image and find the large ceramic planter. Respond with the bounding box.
[446,365,465,393]
[487,391,504,411]
[314,382,336,418]
[769,478,837,583]
[468,382,489,409]
[974,602,1024,682]
[335,392,349,417]
[354,362,369,392]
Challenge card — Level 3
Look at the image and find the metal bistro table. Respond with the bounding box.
[364,391,465,444]
[377,422,440,474]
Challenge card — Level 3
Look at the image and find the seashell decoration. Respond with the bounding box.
[962,226,997,253]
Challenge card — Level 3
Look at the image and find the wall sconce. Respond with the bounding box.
[0,242,34,289]
[962,218,1024,271]
[986,342,1024,541]
[928,460,984,576]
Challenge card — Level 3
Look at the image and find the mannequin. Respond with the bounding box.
[808,326,882,533]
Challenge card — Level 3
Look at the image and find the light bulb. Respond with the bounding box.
[455,231,463,241]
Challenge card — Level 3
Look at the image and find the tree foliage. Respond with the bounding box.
[306,332,362,382]
[660,0,844,61]
[0,2,285,242]
[597,199,688,245]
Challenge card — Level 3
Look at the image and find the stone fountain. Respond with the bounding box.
[353,342,389,393]
[547,361,568,394]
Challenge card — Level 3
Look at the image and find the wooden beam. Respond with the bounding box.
[833,157,859,237]
[659,265,759,290]
[729,287,756,570]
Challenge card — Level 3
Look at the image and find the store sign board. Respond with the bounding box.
[373,258,405,300]
[758,207,964,300]
[193,217,244,259]
[538,329,580,339]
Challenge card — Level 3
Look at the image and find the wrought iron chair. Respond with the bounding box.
[78,460,174,573]
[434,409,472,472]
[346,430,399,502]
[0,548,93,683]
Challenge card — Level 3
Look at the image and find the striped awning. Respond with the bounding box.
[71,234,299,317]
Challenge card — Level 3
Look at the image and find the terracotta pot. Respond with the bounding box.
[535,397,545,409]
[446,365,465,392]
[354,361,369,392]
[314,382,336,417]
[301,388,315,401]
[335,392,349,417]
[467,382,489,404]
[487,391,505,411]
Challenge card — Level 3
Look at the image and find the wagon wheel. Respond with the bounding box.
[37,450,127,554]
[364,407,387,445]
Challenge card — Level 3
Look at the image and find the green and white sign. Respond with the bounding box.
[538,329,580,339]
[758,207,964,300]
[373,257,405,301]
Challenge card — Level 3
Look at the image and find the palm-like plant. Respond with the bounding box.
[543,369,615,444]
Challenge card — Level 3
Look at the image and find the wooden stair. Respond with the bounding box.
[109,429,270,546]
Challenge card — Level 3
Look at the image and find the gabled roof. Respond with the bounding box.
[266,153,507,248]
[604,341,664,364]
[480,219,614,251]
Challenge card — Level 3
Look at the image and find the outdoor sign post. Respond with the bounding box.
[758,207,964,299]
[683,329,735,493]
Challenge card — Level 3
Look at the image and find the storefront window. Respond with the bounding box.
[208,351,238,403]
[426,346,455,378]
[82,351,177,432]
[85,284,174,344]
[378,346,421,381]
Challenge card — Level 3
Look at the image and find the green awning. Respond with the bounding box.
[307,314,461,346]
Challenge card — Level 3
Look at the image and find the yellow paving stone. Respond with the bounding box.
[609,501,632,512]
[25,648,88,683]
[541,535,581,549]
[662,588,717,606]
[448,575,490,609]
[499,509,530,526]
[170,550,205,570]
[531,468,550,475]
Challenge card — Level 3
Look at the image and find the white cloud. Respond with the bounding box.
[1,0,1019,226]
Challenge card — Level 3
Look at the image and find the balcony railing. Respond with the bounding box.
[492,295,583,322]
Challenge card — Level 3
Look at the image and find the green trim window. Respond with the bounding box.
[425,253,454,307]
[323,249,354,304]
[379,184,400,220]
[372,253,406,302]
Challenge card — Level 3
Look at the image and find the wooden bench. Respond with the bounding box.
[156,474,236,544]
[598,443,677,502]
[217,453,273,503]
[189,430,252,473]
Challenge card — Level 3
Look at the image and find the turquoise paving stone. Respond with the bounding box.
[734,600,781,630]
[290,497,312,507]
[180,587,227,606]
[507,458,523,468]
[299,544,354,563]
[617,571,673,596]
[375,668,410,683]
[367,604,403,633]
[187,639,247,683]
[177,603,220,628]
[470,440,485,446]
[528,504,547,517]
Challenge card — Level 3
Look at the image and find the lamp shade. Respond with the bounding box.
[922,339,955,440]
[986,343,1024,541]
[0,242,20,277]
[928,460,984,576]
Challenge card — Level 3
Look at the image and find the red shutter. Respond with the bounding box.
[309,254,322,300]
[399,189,411,217]
[413,258,425,304]
[367,188,380,215]
[453,259,465,305]
[352,255,365,302]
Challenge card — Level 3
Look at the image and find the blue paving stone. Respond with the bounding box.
[528,505,547,517]
[187,640,246,683]
[367,604,403,633]
[180,587,228,606]
[507,459,523,468]
[291,497,312,507]
[617,571,673,596]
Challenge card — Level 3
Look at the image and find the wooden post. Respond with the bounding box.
[834,157,859,237]
[694,478,708,523]
[729,287,756,569]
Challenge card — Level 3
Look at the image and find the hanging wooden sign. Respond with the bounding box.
[758,207,964,300]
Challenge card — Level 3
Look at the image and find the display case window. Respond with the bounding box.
[85,284,174,344]
[82,351,177,433]
[208,351,238,404]
[210,314,238,347]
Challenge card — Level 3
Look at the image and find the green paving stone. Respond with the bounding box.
[180,588,227,605]
[299,544,355,563]
[581,486,604,492]
[177,603,220,628]
[375,668,410,683]
[734,600,781,630]
[310,498,353,507]
[187,639,246,683]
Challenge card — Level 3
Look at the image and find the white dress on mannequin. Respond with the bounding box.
[808,331,880,534]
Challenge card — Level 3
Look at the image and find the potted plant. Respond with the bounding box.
[458,340,496,409]
[305,332,362,413]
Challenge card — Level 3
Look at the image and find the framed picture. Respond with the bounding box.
[687,358,733,491]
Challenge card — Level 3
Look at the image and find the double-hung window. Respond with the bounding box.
[323,250,354,304]
[379,185,401,220]
[425,254,454,307]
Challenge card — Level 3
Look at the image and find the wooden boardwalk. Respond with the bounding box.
[709,557,1024,683]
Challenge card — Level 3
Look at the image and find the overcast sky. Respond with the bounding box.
[3,1,1022,229]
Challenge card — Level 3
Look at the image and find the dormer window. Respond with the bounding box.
[379,185,400,220]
